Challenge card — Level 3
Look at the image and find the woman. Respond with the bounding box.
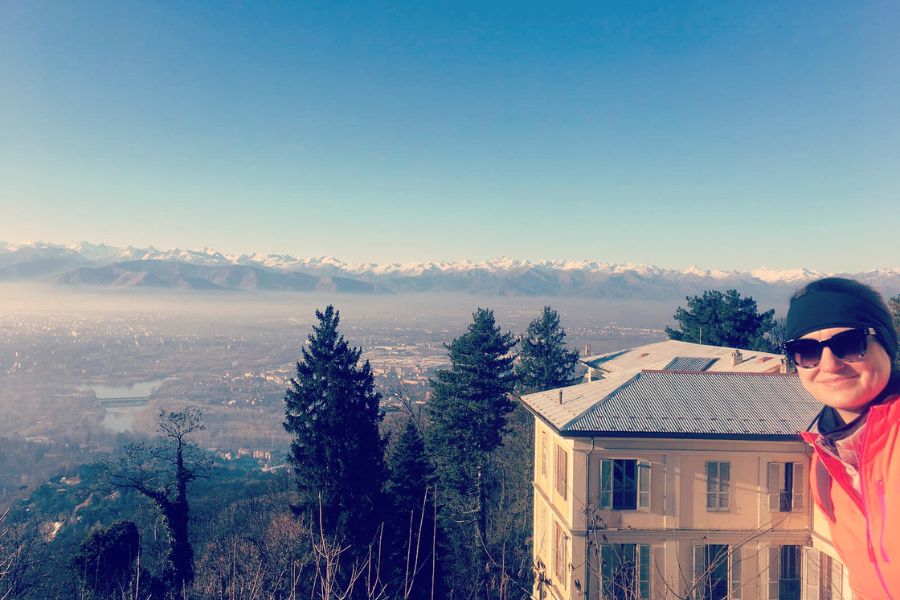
[785,277,899,599]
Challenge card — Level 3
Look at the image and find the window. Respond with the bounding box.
[706,461,730,511]
[766,545,801,600]
[600,459,650,510]
[767,462,804,512]
[601,544,650,599]
[541,431,548,478]
[692,545,741,600]
[804,549,843,600]
[556,445,568,500]
[554,521,567,588]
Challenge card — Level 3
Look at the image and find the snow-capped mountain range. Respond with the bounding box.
[1,241,897,301]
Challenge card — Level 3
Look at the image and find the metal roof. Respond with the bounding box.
[579,339,784,375]
[662,356,717,372]
[562,370,820,436]
[520,340,816,438]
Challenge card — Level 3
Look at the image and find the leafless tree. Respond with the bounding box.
[102,407,211,596]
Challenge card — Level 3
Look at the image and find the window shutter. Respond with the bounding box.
[639,545,651,599]
[707,461,717,509]
[600,460,612,509]
[792,463,804,511]
[541,431,547,477]
[693,545,706,600]
[600,545,613,594]
[556,446,567,500]
[730,546,742,600]
[804,548,820,600]
[830,557,843,597]
[767,546,780,600]
[767,463,783,511]
[720,462,730,510]
[638,460,651,509]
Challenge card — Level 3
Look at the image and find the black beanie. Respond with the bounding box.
[786,277,898,362]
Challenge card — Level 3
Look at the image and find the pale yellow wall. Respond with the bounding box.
[532,419,577,600]
[529,415,839,600]
[578,437,811,532]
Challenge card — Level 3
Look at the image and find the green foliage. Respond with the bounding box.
[283,305,386,552]
[516,305,580,394]
[386,421,433,519]
[427,308,517,492]
[665,289,778,352]
[72,521,140,599]
[384,420,436,600]
[890,295,899,334]
[891,295,900,367]
[426,308,518,596]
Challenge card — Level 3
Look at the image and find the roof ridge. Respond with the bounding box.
[642,369,793,377]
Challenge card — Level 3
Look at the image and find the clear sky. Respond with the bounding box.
[1,1,897,271]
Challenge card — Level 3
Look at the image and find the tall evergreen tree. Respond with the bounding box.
[890,295,900,368]
[426,308,517,595]
[384,420,436,600]
[283,305,385,552]
[665,289,778,352]
[516,305,580,394]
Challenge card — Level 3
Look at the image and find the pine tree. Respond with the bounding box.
[890,295,899,368]
[384,420,436,600]
[516,305,580,394]
[665,289,778,352]
[426,308,517,595]
[283,305,385,552]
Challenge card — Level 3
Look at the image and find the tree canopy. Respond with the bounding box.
[665,289,778,352]
[283,305,385,552]
[426,308,518,596]
[516,305,580,394]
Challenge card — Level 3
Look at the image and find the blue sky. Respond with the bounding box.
[1,1,897,271]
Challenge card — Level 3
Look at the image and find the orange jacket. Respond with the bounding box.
[802,392,900,600]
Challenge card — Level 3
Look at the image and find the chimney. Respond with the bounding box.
[583,344,592,357]
[559,390,563,405]
[731,349,743,366]
[780,357,796,374]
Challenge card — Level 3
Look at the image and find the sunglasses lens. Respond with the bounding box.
[785,328,871,368]
[787,339,822,368]
[829,329,868,361]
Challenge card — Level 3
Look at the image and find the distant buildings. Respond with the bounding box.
[520,340,850,600]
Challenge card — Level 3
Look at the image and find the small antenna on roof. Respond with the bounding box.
[558,390,563,405]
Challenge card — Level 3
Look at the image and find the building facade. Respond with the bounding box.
[521,340,851,600]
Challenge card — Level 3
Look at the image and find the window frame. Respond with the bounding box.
[600,458,651,511]
[692,544,741,600]
[556,445,568,500]
[767,462,805,513]
[541,430,548,479]
[706,461,731,512]
[767,544,801,600]
[600,543,651,599]
[554,520,568,589]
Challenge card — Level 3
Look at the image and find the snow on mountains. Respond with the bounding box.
[1,241,897,301]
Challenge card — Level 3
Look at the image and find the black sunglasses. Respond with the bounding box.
[784,327,877,369]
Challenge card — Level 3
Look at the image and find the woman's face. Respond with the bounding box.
[797,327,892,420]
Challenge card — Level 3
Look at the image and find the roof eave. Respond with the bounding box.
[555,430,804,441]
